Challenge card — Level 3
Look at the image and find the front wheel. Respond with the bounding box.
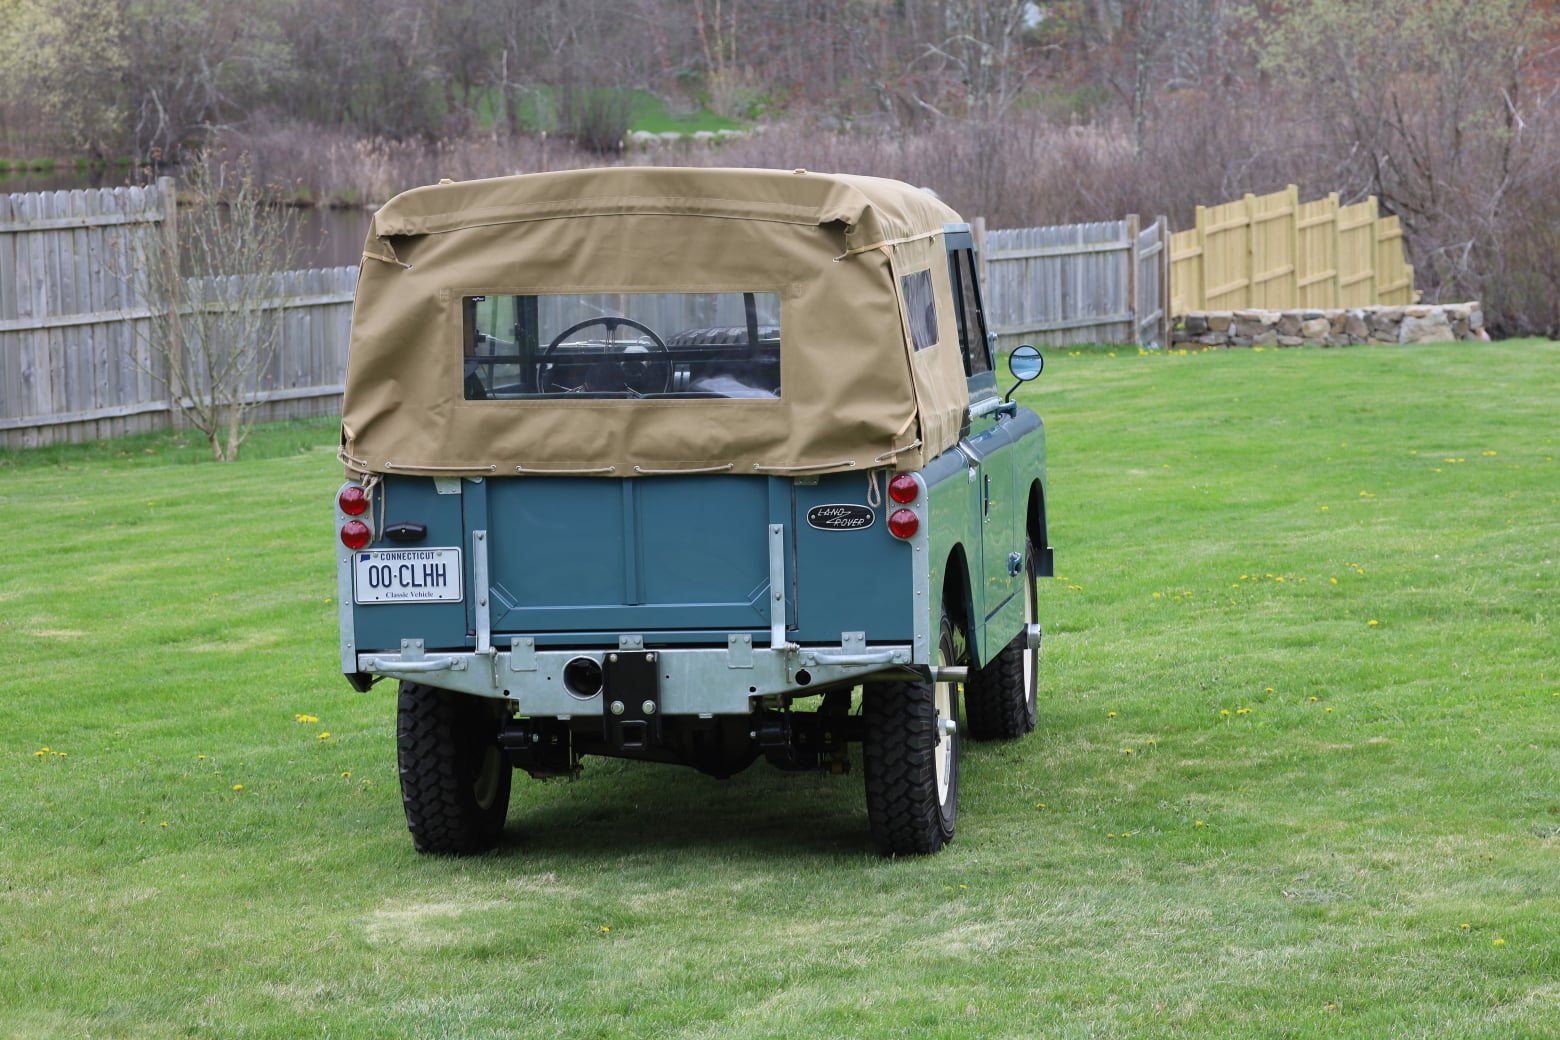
[862,614,961,855]
[396,681,513,854]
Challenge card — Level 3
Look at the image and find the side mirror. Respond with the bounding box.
[1004,344,1043,400]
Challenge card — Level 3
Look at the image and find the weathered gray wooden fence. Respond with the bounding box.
[3,182,1173,450]
[0,179,356,449]
[979,215,1170,350]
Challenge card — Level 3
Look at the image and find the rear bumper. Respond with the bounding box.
[355,636,921,717]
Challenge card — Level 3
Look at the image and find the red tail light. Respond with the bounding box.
[338,485,369,516]
[340,520,372,549]
[888,474,919,504]
[887,508,920,539]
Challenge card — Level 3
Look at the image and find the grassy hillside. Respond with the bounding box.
[1,341,1555,1038]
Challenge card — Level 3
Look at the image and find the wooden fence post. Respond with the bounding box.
[1328,192,1341,307]
[1366,197,1379,304]
[1284,184,1299,306]
[155,176,182,432]
[1194,204,1208,313]
[1156,215,1171,345]
[1126,213,1140,346]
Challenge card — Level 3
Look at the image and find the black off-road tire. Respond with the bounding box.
[964,538,1040,741]
[396,681,513,855]
[862,615,961,856]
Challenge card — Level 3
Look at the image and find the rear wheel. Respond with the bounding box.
[862,614,960,855]
[396,681,512,854]
[964,537,1039,740]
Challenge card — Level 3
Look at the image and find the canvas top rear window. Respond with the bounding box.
[464,291,781,401]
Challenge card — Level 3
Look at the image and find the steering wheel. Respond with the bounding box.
[539,316,671,395]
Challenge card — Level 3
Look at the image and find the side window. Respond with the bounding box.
[899,269,939,352]
[948,248,993,378]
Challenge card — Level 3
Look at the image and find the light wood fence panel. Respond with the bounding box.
[1250,186,1298,308]
[1337,196,1379,307]
[1169,185,1416,314]
[1296,193,1341,309]
[1376,216,1414,305]
[1169,226,1202,318]
[1200,196,1253,310]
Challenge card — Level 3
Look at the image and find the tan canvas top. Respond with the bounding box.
[340,167,971,478]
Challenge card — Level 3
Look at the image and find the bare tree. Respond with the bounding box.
[123,157,301,461]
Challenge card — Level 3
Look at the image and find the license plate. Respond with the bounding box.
[354,548,463,604]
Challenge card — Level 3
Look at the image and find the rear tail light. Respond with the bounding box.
[338,485,369,516]
[888,474,919,504]
[887,508,920,540]
[340,520,372,550]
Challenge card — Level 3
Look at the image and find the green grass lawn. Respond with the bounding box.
[475,85,747,138]
[2,341,1556,1038]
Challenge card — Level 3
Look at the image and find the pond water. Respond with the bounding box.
[1,167,373,270]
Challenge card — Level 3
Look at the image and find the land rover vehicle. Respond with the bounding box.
[335,167,1051,856]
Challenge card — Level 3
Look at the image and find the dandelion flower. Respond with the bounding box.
[341,771,352,779]
[1194,820,1206,827]
[1494,938,1506,946]
[1220,709,1232,717]
[1460,923,1471,930]
[318,732,331,740]
[1368,619,1379,627]
[1122,748,1134,755]
[295,714,319,724]
[1107,711,1118,718]
[232,784,244,791]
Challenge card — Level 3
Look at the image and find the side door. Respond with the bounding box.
[946,231,1026,664]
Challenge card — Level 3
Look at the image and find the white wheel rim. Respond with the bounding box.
[934,660,954,805]
[1022,572,1037,703]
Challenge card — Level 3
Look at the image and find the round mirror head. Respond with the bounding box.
[1009,344,1043,382]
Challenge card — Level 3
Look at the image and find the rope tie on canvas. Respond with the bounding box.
[873,439,922,464]
[632,463,736,475]
[752,460,857,473]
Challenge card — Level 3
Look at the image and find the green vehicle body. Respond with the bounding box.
[335,171,1051,856]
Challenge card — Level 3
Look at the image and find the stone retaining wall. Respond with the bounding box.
[1172,303,1485,348]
